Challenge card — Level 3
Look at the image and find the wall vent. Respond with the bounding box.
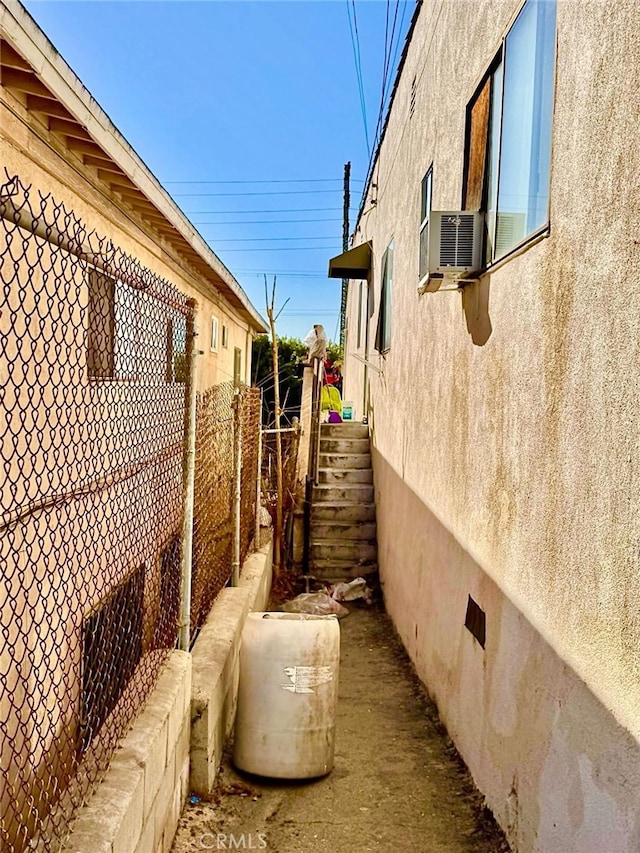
[464,595,486,648]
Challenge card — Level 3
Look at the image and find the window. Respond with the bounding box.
[87,269,139,379]
[165,315,187,383]
[80,566,144,752]
[374,241,393,354]
[233,346,242,386]
[210,315,219,352]
[463,0,556,264]
[418,166,433,280]
[221,324,229,348]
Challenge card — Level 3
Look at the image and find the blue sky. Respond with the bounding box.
[23,0,414,341]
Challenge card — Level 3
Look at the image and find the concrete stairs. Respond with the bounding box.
[310,422,377,582]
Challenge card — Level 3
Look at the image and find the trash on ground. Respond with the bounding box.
[329,577,374,604]
[281,592,349,618]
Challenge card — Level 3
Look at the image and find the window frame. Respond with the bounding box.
[462,0,557,267]
[210,314,219,353]
[374,240,394,355]
[418,165,433,283]
[87,267,140,381]
[233,346,242,387]
[221,323,229,348]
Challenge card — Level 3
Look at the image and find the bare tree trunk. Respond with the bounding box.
[265,276,285,574]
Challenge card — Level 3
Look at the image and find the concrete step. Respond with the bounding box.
[313,483,374,504]
[310,557,378,583]
[320,437,370,455]
[310,520,377,541]
[318,467,373,485]
[310,540,378,563]
[320,422,369,440]
[319,452,371,470]
[312,502,376,523]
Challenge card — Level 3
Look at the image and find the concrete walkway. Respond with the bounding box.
[172,602,509,853]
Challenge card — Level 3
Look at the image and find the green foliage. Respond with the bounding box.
[251,334,342,426]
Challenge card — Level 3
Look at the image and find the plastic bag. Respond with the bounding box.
[281,592,349,618]
[330,577,373,604]
[303,325,328,360]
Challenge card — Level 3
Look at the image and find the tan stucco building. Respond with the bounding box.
[340,1,640,850]
[1,2,266,848]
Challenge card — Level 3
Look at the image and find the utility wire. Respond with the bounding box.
[164,178,364,185]
[212,236,346,243]
[172,189,345,197]
[184,207,359,214]
[220,246,341,252]
[346,0,370,156]
[192,217,343,225]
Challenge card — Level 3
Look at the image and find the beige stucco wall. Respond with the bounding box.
[344,1,640,850]
[0,96,255,391]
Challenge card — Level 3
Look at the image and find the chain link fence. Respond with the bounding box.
[191,382,261,635]
[0,172,266,851]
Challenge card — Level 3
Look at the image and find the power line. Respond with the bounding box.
[346,0,370,155]
[213,236,343,243]
[164,178,365,185]
[172,189,345,197]
[183,207,359,214]
[219,246,341,253]
[192,217,343,225]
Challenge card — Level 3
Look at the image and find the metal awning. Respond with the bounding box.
[328,241,372,279]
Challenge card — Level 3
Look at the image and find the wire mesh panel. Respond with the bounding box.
[191,383,261,635]
[192,382,234,633]
[239,387,261,564]
[261,428,301,557]
[0,173,192,851]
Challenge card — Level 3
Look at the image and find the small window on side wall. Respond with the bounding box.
[463,0,557,264]
[233,346,242,387]
[87,269,139,380]
[210,315,219,353]
[222,324,229,348]
[374,241,393,354]
[418,166,433,281]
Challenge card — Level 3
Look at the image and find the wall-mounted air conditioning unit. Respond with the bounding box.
[419,211,484,293]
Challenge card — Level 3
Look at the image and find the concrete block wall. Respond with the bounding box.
[62,538,272,852]
[64,651,192,853]
[190,540,273,796]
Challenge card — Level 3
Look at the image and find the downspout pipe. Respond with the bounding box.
[231,388,243,586]
[179,302,198,651]
[255,390,263,549]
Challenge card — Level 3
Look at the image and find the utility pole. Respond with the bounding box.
[340,161,351,347]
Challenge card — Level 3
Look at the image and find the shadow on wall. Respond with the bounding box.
[461,278,492,346]
[371,451,640,853]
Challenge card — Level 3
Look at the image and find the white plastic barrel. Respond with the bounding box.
[233,612,340,779]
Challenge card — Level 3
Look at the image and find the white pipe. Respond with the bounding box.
[231,389,243,586]
[179,304,198,651]
[255,393,263,550]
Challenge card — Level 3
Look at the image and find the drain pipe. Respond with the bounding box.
[179,301,198,652]
[255,391,263,549]
[231,388,243,586]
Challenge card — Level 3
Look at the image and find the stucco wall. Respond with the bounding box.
[0,97,254,390]
[344,1,640,849]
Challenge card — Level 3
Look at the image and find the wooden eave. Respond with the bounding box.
[0,31,266,332]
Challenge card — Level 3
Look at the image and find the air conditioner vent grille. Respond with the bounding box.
[440,214,475,267]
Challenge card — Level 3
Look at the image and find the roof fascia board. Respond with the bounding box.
[1,0,267,333]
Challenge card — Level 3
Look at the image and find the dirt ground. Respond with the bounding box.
[172,597,509,853]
